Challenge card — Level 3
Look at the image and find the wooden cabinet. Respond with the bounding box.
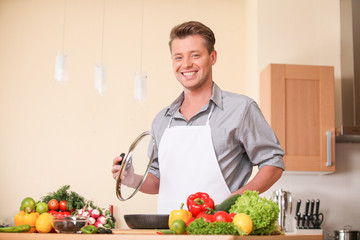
[260,64,335,172]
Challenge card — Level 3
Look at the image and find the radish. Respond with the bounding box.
[87,206,93,213]
[97,215,107,225]
[88,217,96,225]
[91,209,100,218]
[94,222,103,228]
[82,211,90,217]
[77,209,84,216]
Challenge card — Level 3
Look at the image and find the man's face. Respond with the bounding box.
[170,35,217,92]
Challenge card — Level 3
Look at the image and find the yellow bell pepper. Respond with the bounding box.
[168,203,193,227]
[14,211,39,233]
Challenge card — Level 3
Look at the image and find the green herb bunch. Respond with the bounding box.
[40,185,94,211]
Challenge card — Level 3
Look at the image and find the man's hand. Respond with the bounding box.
[112,155,123,180]
[232,165,283,196]
[112,155,142,188]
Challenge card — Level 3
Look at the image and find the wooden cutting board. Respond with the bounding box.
[112,229,160,235]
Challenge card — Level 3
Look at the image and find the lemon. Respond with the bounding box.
[36,213,53,233]
[232,213,253,235]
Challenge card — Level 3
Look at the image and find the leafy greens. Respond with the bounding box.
[187,218,240,235]
[229,190,281,235]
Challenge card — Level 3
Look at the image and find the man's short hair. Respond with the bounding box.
[169,21,216,54]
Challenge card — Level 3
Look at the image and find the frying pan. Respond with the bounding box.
[124,214,169,229]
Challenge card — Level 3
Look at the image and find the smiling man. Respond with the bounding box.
[112,21,284,214]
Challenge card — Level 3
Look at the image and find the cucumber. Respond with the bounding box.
[0,224,31,233]
[214,194,241,212]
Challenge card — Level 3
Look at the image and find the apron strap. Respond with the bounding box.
[206,103,215,126]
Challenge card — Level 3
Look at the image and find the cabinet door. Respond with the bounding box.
[260,64,335,172]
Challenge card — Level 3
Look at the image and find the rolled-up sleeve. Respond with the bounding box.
[239,102,285,170]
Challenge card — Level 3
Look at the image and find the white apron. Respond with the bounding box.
[157,104,231,214]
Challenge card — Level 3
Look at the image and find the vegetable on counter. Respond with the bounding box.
[196,212,214,222]
[0,224,31,233]
[214,194,241,212]
[81,225,98,234]
[213,211,232,223]
[232,213,253,235]
[187,218,239,235]
[229,190,281,235]
[41,185,88,211]
[170,219,187,234]
[186,192,215,217]
[13,211,39,233]
[168,203,192,228]
[19,197,36,214]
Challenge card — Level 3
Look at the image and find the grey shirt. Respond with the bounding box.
[148,82,284,193]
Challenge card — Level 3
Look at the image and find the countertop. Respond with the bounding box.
[0,229,323,240]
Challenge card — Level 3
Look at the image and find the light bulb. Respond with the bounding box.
[94,64,107,95]
[55,50,68,83]
[134,71,147,103]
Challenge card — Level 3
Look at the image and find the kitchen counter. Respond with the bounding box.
[0,230,323,240]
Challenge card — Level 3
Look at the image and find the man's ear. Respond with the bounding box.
[211,50,217,65]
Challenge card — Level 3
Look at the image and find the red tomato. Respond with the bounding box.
[48,199,59,211]
[48,210,58,216]
[59,200,67,212]
[186,217,195,227]
[196,212,213,222]
[59,211,71,217]
[229,213,237,221]
[213,211,231,223]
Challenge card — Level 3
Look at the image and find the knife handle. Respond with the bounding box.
[315,199,320,215]
[304,199,310,215]
[304,215,310,229]
[301,212,306,229]
[296,199,301,215]
[295,212,301,229]
[309,200,315,217]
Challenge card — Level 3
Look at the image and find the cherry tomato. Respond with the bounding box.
[59,211,71,217]
[59,200,67,212]
[213,211,231,223]
[196,212,213,222]
[48,199,59,211]
[48,210,58,216]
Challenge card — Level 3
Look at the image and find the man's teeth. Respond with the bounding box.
[183,71,196,76]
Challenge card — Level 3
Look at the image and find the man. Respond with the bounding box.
[112,21,284,214]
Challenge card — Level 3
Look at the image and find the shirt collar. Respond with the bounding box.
[165,82,224,116]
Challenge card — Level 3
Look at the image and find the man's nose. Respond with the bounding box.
[182,56,192,68]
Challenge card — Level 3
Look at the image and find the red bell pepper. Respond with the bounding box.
[186,192,215,217]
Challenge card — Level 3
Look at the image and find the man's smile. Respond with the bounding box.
[182,71,198,77]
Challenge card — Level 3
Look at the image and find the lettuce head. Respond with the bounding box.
[229,190,280,235]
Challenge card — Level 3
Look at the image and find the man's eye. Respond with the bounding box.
[192,54,200,58]
[174,56,182,61]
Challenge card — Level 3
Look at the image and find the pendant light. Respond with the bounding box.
[134,0,147,103]
[94,0,107,95]
[55,0,68,83]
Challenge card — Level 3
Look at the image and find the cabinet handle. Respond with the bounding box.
[326,131,332,167]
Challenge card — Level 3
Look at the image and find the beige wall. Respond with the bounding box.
[1,0,359,234]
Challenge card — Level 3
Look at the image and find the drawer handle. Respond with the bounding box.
[326,131,332,167]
